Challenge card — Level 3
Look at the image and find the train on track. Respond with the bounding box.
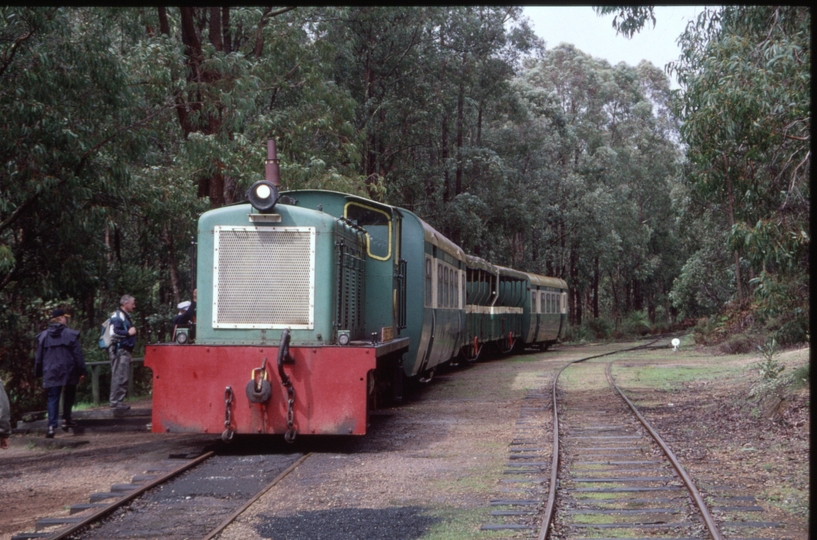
[145,141,568,441]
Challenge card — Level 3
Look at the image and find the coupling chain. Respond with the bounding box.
[222,386,235,442]
[284,384,296,443]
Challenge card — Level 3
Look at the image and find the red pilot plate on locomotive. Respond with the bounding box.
[145,344,377,436]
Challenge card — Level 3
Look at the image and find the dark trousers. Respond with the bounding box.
[46,385,77,428]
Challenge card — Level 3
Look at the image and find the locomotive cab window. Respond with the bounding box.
[345,202,392,261]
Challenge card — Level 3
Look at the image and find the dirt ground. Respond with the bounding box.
[0,343,809,540]
[614,346,810,539]
[0,401,216,540]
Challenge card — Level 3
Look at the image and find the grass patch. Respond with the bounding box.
[764,486,809,519]
[571,532,633,539]
[573,492,620,500]
[612,363,734,390]
[421,507,514,540]
[571,513,618,524]
[571,464,606,471]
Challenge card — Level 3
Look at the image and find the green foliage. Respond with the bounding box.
[756,338,784,381]
[0,6,805,416]
[667,6,810,344]
[621,310,651,336]
[593,6,656,39]
[586,317,613,340]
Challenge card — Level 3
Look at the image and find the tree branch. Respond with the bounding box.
[0,102,177,235]
[254,7,297,58]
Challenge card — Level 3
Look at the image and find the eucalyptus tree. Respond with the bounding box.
[600,5,810,343]
[515,44,682,326]
[0,7,160,408]
[669,6,810,342]
[314,6,540,251]
[119,7,365,317]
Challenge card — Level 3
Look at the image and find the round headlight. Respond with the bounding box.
[247,180,278,213]
[338,333,350,346]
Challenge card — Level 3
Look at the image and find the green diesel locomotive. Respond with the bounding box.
[145,141,567,441]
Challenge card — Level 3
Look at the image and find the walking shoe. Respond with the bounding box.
[110,403,130,410]
[46,426,55,439]
[62,419,78,431]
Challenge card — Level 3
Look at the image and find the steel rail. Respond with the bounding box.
[537,340,658,540]
[47,450,215,540]
[202,452,313,540]
[605,360,723,540]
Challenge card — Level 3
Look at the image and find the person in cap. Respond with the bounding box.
[173,301,192,326]
[34,309,87,438]
[173,289,197,327]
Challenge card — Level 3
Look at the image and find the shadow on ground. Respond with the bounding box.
[255,506,440,539]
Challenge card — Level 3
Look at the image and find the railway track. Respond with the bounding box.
[481,339,792,540]
[547,352,721,539]
[10,340,800,539]
[12,449,309,540]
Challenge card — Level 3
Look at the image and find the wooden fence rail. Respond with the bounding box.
[86,358,144,407]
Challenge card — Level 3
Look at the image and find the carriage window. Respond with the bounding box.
[345,202,392,261]
[446,267,452,307]
[437,263,443,307]
[461,272,466,308]
[454,271,459,308]
[425,258,432,307]
[446,268,450,308]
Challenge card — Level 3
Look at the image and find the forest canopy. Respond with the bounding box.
[0,6,809,411]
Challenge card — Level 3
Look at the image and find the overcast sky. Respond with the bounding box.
[523,6,706,89]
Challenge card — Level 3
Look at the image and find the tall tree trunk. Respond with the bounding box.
[570,246,580,326]
[624,280,631,313]
[209,7,223,51]
[163,224,180,305]
[455,81,464,196]
[724,172,744,304]
[158,6,170,35]
[222,7,231,54]
[441,113,449,203]
[476,106,482,146]
[592,256,599,318]
[610,270,619,324]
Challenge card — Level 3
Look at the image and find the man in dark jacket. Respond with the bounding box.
[34,309,87,438]
[109,295,137,409]
[1,378,11,449]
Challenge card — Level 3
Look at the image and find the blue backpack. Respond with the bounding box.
[98,311,129,349]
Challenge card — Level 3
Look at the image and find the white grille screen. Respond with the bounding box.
[213,226,314,329]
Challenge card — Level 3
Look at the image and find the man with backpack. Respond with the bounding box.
[108,295,137,410]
